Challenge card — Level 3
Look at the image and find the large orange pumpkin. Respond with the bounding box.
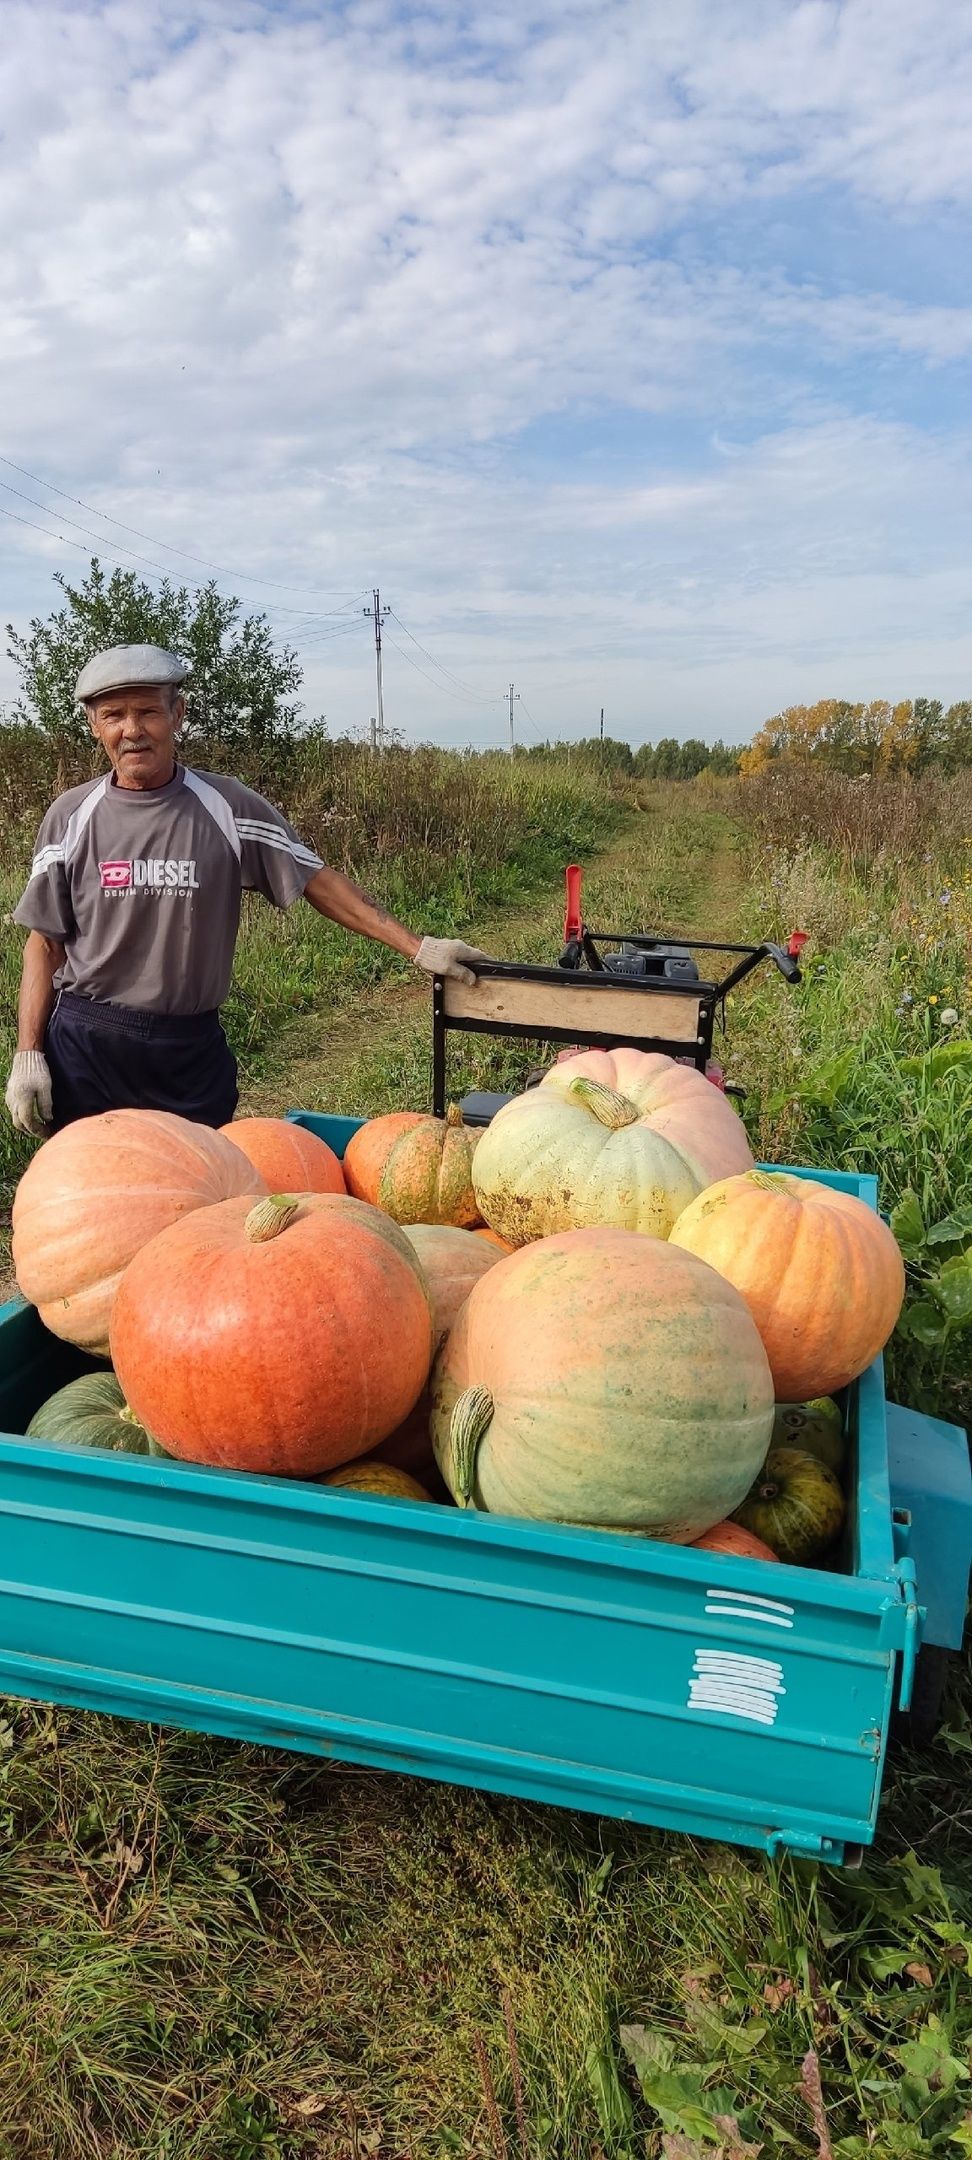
[471,1047,754,1246]
[431,1227,774,1539]
[219,1116,345,1194]
[669,1169,906,1400]
[12,1109,266,1357]
[343,1113,425,1204]
[110,1192,433,1477]
[378,1106,481,1228]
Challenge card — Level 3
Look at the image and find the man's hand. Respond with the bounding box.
[414,937,493,988]
[5,1050,54,1136]
[300,871,494,985]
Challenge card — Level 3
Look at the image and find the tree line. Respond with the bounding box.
[6,562,972,781]
[518,735,741,777]
[741,698,972,776]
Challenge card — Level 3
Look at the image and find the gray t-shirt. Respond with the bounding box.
[13,765,325,1015]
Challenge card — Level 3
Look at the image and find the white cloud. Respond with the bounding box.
[1,0,971,746]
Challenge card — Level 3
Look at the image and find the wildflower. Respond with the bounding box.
[940,1007,959,1025]
[901,991,914,1005]
[928,994,939,1006]
[940,891,952,906]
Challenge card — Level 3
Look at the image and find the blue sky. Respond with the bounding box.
[2,0,971,748]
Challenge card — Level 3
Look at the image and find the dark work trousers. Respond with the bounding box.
[45,991,238,1131]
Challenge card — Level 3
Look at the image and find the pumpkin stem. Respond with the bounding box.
[244,1193,301,1243]
[119,1404,140,1427]
[566,1077,639,1130]
[746,1169,789,1193]
[445,1103,465,1129]
[449,1384,494,1507]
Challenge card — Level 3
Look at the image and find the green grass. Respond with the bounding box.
[1,775,971,2158]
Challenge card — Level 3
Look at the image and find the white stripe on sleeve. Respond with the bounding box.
[62,775,110,864]
[234,820,322,867]
[183,770,243,859]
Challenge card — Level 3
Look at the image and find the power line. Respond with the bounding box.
[382,628,504,718]
[0,451,370,610]
[515,693,545,743]
[0,475,235,595]
[386,609,505,705]
[0,475,371,631]
[0,501,363,681]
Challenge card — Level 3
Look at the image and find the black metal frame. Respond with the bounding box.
[431,937,801,1117]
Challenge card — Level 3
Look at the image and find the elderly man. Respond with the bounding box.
[5,644,488,1135]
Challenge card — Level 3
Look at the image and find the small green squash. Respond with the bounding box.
[26,1373,165,1457]
[771,1397,845,1474]
[732,1446,845,1567]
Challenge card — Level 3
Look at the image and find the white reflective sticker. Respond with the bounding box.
[688,1648,786,1726]
[704,1586,794,1628]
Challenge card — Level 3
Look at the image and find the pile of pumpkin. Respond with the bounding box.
[12,1046,905,1571]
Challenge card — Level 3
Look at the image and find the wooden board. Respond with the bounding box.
[441,972,703,1044]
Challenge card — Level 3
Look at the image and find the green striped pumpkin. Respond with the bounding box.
[26,1373,166,1457]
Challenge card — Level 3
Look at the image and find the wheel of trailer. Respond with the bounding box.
[896,1643,951,1750]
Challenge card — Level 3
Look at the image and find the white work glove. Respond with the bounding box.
[5,1050,54,1137]
[414,937,493,988]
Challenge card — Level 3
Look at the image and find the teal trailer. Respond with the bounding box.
[0,1119,968,1865]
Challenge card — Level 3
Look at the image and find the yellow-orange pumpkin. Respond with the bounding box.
[110,1192,433,1477]
[219,1116,345,1194]
[378,1105,481,1228]
[474,1227,515,1252]
[323,1461,433,1501]
[12,1109,266,1357]
[670,1169,905,1400]
[343,1113,425,1204]
[471,1047,754,1246]
[431,1227,774,1539]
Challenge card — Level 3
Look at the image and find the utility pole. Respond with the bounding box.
[600,706,604,742]
[369,716,377,754]
[508,682,519,756]
[363,590,390,745]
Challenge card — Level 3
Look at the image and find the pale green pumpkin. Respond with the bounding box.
[432,1226,775,1541]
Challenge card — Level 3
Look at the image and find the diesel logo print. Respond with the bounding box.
[99,858,200,893]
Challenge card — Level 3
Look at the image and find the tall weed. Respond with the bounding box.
[734,764,972,876]
[733,815,972,1423]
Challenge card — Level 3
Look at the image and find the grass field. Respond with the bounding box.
[1,762,970,2159]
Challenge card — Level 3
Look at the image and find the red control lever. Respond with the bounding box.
[787,930,809,958]
[564,864,583,943]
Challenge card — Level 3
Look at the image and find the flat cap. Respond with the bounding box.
[75,643,191,703]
